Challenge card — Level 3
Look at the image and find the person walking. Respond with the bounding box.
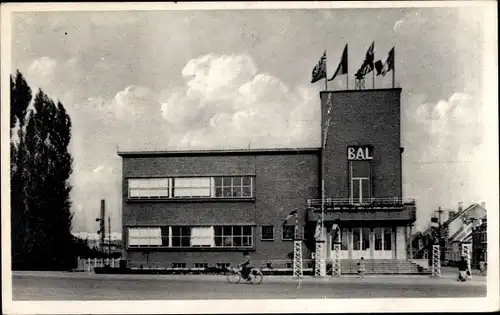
[357,257,365,278]
[457,256,468,282]
[479,257,487,276]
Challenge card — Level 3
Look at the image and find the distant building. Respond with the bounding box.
[118,88,418,273]
[471,217,487,267]
[72,232,123,253]
[411,202,486,264]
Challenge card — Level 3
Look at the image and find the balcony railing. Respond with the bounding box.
[307,197,416,208]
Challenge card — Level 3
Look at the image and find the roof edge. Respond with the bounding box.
[117,147,322,157]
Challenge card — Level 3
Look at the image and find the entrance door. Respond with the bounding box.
[352,227,370,259]
[338,228,349,259]
[373,227,393,259]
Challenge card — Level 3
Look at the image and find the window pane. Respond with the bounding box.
[233,236,242,247]
[351,161,370,178]
[233,226,242,235]
[362,228,370,250]
[374,228,383,251]
[242,177,251,186]
[215,188,223,197]
[242,226,252,236]
[242,236,251,246]
[215,236,223,247]
[181,237,190,247]
[361,178,371,202]
[214,177,222,187]
[384,228,392,250]
[352,179,360,202]
[233,177,242,186]
[283,226,294,239]
[221,177,230,186]
[232,187,242,197]
[353,228,361,250]
[242,187,252,197]
[214,226,222,236]
[261,226,274,240]
[223,236,233,247]
[129,179,140,188]
[223,226,232,235]
[161,227,169,247]
[191,227,214,247]
[182,226,191,236]
[223,187,232,197]
[341,228,348,250]
[129,189,141,197]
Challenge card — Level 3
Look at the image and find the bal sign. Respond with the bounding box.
[347,146,373,161]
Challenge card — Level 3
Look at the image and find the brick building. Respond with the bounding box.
[118,88,417,271]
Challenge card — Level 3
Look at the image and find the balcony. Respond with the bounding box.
[306,197,416,223]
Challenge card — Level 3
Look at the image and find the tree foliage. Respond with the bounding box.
[10,71,76,270]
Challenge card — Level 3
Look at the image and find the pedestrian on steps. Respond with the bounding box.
[357,257,365,278]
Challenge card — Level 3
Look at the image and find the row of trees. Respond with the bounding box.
[10,70,77,270]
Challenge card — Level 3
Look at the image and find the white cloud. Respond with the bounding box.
[160,53,320,150]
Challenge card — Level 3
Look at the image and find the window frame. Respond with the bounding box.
[281,225,295,241]
[127,176,254,200]
[128,178,170,199]
[349,161,372,204]
[261,225,275,241]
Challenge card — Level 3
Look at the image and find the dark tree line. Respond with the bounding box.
[10,70,79,270]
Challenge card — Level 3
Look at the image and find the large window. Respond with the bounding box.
[128,225,253,249]
[127,176,253,199]
[173,177,211,198]
[171,226,191,247]
[129,178,169,199]
[191,227,215,247]
[214,176,253,198]
[128,227,162,247]
[214,226,253,247]
[349,161,371,203]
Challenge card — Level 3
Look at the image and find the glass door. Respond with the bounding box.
[352,228,370,259]
[373,227,393,259]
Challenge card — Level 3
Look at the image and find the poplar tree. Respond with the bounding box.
[11,70,75,270]
[10,71,32,270]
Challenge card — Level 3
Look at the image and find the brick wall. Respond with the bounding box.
[121,150,319,266]
[320,89,402,199]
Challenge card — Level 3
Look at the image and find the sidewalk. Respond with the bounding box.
[12,270,486,286]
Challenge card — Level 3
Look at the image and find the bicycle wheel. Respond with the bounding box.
[249,269,263,285]
[226,269,241,284]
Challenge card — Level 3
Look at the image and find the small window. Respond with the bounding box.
[172,263,186,269]
[216,263,230,269]
[261,226,274,241]
[282,225,295,240]
[194,263,208,269]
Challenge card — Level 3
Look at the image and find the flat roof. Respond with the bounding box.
[319,87,402,95]
[118,147,322,157]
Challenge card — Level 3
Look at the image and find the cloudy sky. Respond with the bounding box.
[7,3,495,233]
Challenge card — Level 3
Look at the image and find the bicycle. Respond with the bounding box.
[226,265,263,284]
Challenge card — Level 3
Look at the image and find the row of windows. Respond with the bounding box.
[128,176,253,199]
[128,225,298,248]
[127,161,373,202]
[340,227,393,251]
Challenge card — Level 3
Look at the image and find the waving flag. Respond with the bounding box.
[328,44,348,81]
[311,51,327,83]
[356,42,375,78]
[375,47,395,76]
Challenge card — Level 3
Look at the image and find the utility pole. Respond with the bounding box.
[435,207,445,260]
[108,216,111,256]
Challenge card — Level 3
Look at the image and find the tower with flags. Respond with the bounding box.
[118,42,417,276]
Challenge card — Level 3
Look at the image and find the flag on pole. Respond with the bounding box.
[374,47,395,76]
[283,209,298,226]
[311,51,327,83]
[356,42,375,78]
[328,44,348,81]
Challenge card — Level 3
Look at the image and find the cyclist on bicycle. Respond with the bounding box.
[238,251,252,280]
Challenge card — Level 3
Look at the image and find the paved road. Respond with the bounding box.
[11,271,486,300]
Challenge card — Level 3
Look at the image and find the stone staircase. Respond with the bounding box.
[338,259,430,275]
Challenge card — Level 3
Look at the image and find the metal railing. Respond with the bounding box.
[307,197,416,208]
